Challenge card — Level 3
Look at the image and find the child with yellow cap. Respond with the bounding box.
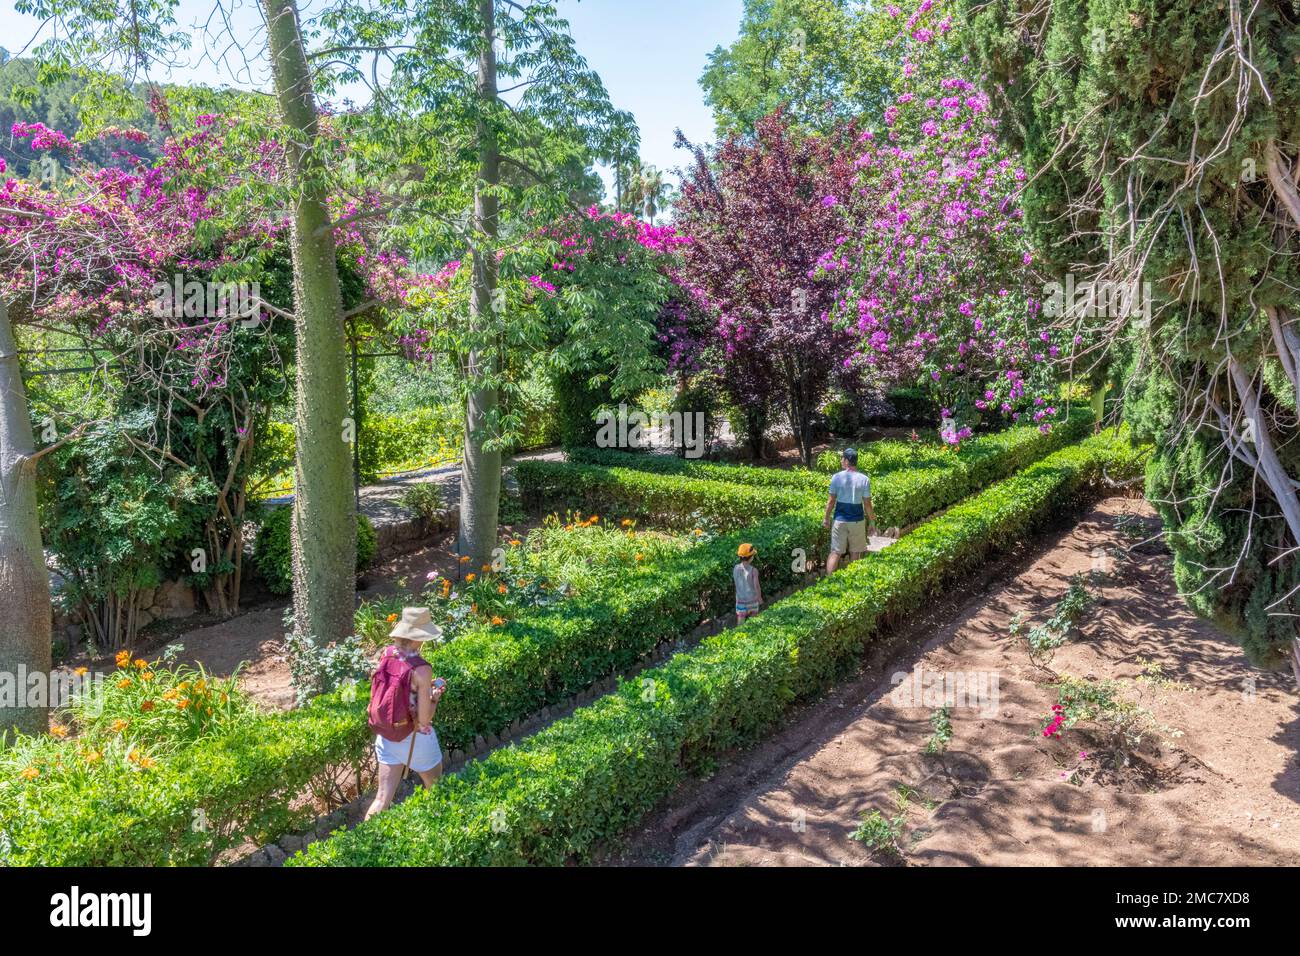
[734,542,764,623]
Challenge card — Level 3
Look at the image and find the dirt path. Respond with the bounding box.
[161,449,563,709]
[609,498,1300,867]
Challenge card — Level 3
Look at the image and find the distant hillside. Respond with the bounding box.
[0,58,160,179]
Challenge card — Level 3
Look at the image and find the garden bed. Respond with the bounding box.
[289,431,1146,866]
[0,418,1102,866]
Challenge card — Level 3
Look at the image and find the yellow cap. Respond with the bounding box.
[737,543,756,558]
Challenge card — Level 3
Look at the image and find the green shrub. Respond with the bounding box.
[291,431,1143,866]
[400,483,444,522]
[254,509,378,595]
[4,424,1123,866]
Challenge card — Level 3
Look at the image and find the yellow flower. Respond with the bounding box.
[693,528,704,536]
[116,678,133,690]
[110,719,129,733]
[49,724,69,738]
[19,766,39,781]
[139,756,157,770]
[74,666,89,677]
[162,689,178,701]
[134,659,148,669]
[84,750,102,764]
[195,679,207,693]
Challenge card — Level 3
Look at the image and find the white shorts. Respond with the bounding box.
[830,519,868,555]
[375,728,443,773]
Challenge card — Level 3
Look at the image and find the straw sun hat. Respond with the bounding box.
[388,607,444,643]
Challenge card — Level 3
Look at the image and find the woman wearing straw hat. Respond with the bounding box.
[364,607,448,820]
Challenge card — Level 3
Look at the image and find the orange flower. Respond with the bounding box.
[589,515,599,523]
[459,555,471,563]
[134,659,148,669]
[466,573,476,583]
[692,528,704,536]
[115,650,131,668]
[49,724,69,738]
[74,666,89,677]
[509,539,521,546]
[491,616,506,626]
[176,699,191,710]
[471,603,478,613]
[19,766,39,781]
[621,519,633,527]
[140,671,154,682]
[140,700,155,712]
[386,613,398,623]
[84,750,102,764]
[110,719,129,733]
[116,678,133,690]
[634,553,644,562]
[481,563,492,573]
[162,689,178,701]
[497,584,508,594]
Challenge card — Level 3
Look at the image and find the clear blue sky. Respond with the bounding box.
[0,0,741,192]
[557,0,742,191]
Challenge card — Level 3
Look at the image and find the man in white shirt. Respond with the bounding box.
[824,447,877,574]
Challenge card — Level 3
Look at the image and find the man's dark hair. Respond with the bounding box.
[842,447,858,466]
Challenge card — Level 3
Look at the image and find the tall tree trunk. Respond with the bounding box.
[263,0,356,644]
[0,298,51,735]
[458,0,502,566]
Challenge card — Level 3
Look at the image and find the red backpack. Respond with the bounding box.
[368,648,430,742]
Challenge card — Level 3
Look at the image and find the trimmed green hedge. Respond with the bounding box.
[292,431,1144,866]
[523,408,1091,531]
[1,416,1090,866]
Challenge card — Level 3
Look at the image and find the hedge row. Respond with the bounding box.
[564,407,1091,492]
[292,431,1144,866]
[2,416,1086,865]
[521,408,1092,531]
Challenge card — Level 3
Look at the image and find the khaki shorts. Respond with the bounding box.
[830,519,868,555]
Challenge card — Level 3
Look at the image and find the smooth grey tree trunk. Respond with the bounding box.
[459,0,503,566]
[0,298,51,735]
[263,0,357,644]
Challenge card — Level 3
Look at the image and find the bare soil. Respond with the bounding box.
[606,498,1300,867]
